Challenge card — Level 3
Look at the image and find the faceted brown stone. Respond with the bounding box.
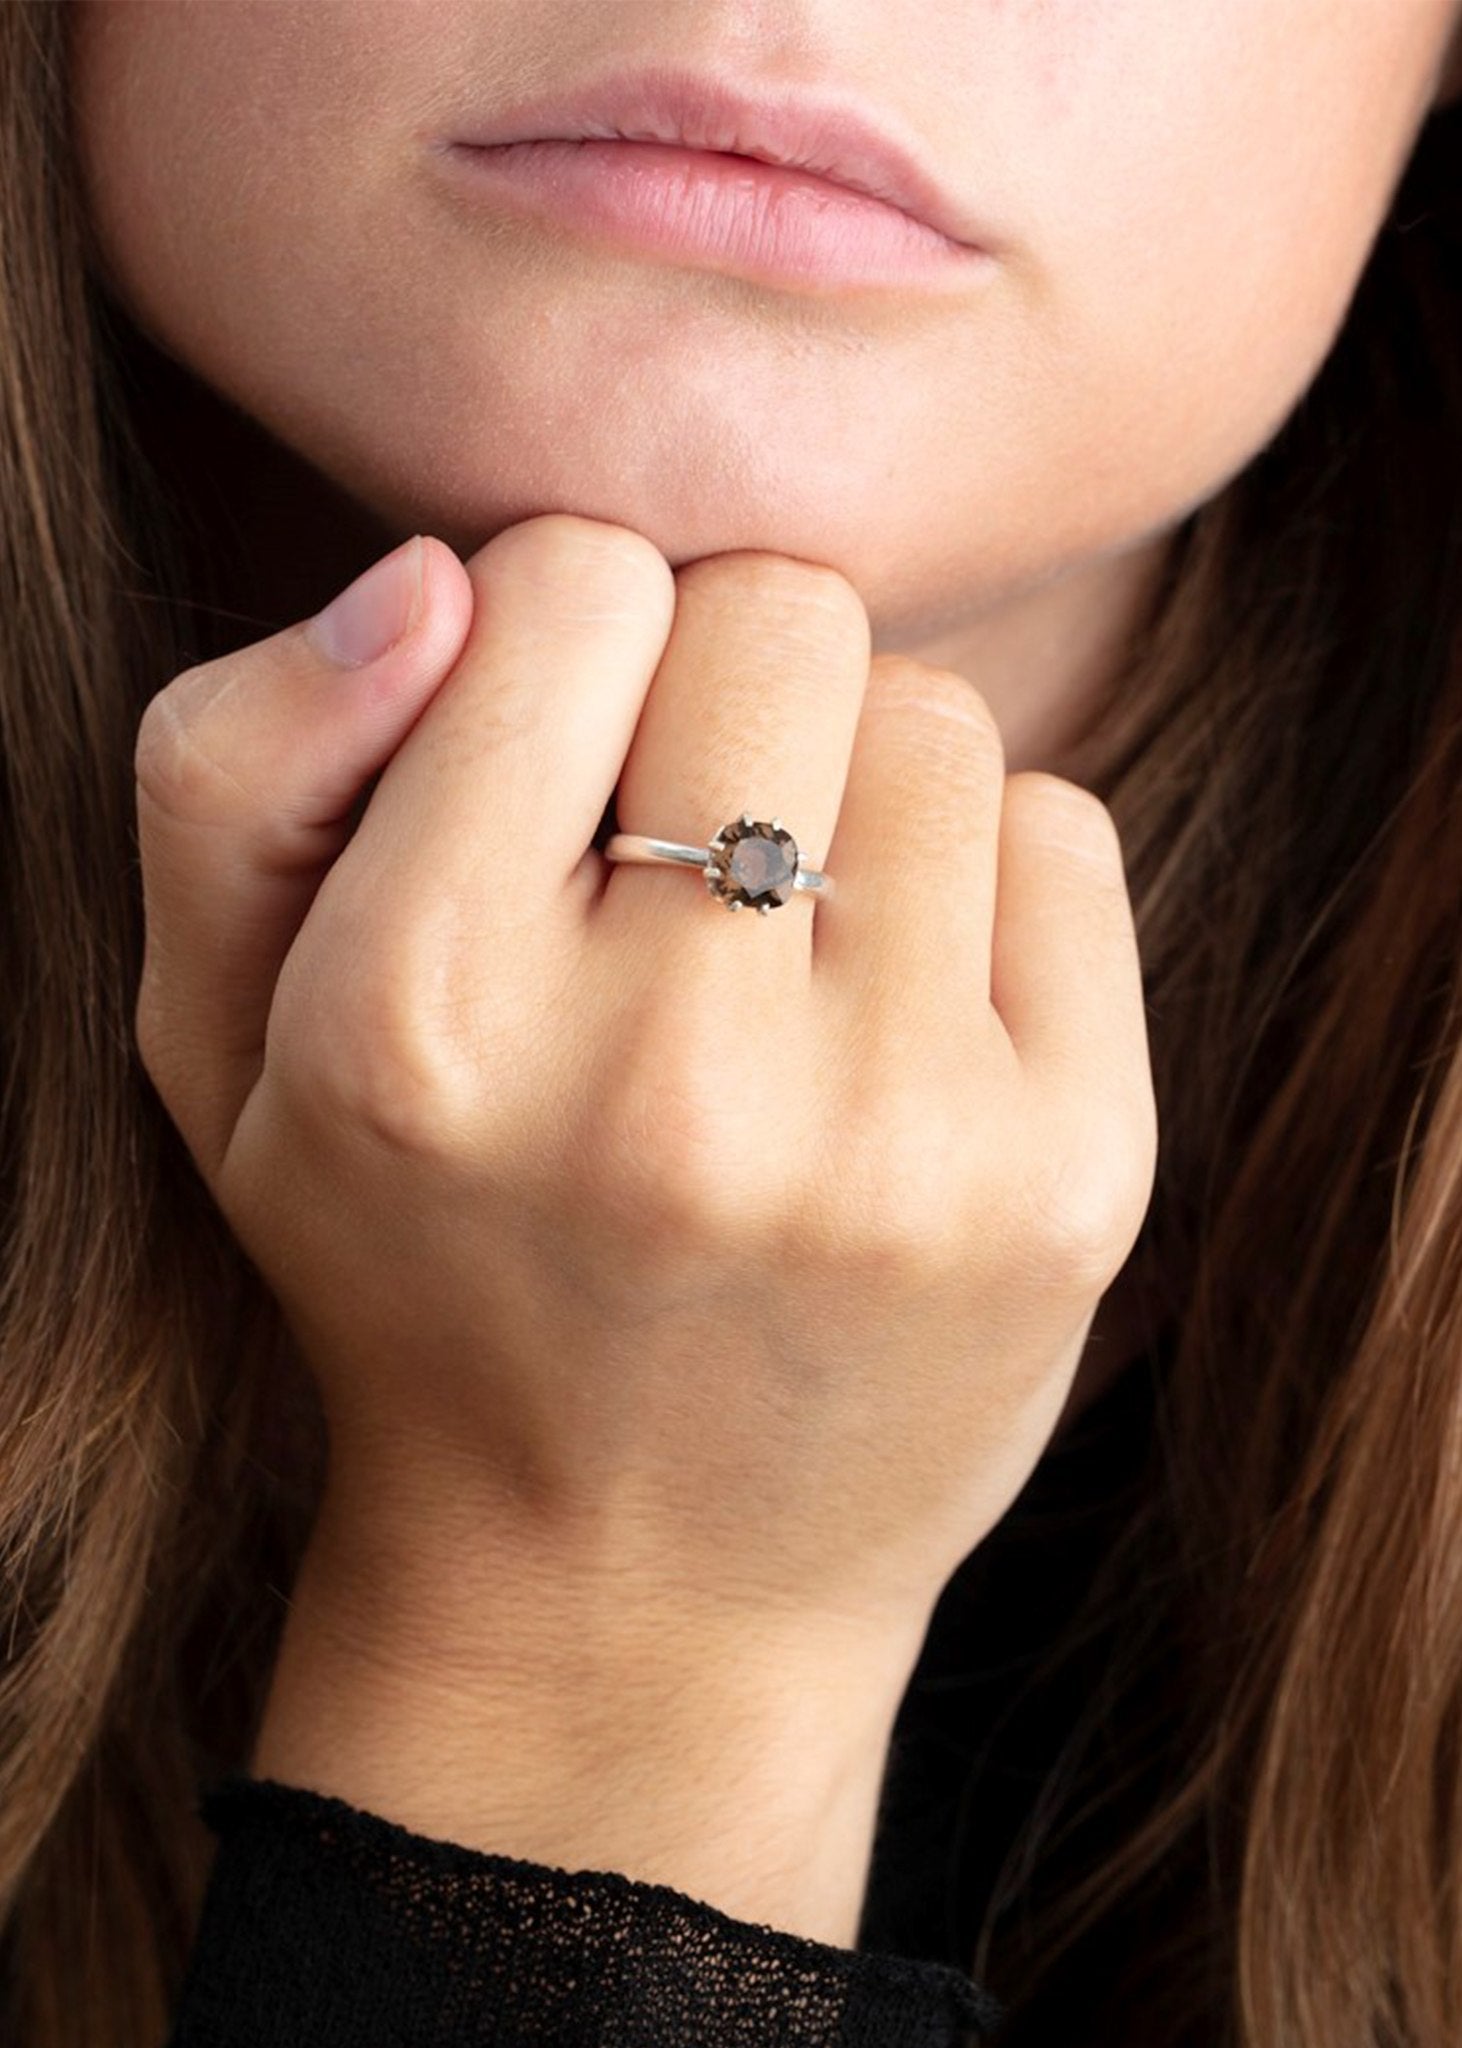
[708,816,800,911]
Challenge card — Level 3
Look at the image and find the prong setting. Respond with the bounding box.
[703,815,802,913]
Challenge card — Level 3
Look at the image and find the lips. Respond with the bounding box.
[445,61,986,253]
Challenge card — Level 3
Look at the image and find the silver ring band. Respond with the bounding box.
[603,813,834,915]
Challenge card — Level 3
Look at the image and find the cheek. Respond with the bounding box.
[995,0,1435,553]
[68,0,408,343]
[1014,196,1356,565]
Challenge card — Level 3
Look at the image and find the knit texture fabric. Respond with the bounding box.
[165,1775,1005,2046]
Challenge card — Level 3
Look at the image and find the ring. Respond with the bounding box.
[603,813,835,915]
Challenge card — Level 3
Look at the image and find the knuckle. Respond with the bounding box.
[866,657,1004,746]
[825,1197,959,1291]
[471,513,673,619]
[303,1038,456,1163]
[1025,1109,1151,1294]
[674,550,870,645]
[862,659,1006,789]
[1006,772,1126,875]
[282,964,471,1163]
[134,671,250,822]
[578,1050,751,1257]
[811,1106,970,1282]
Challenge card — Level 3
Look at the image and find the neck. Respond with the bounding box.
[881,537,1173,780]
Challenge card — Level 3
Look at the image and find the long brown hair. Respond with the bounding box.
[1,4,1460,2043]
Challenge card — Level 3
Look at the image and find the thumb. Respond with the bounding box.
[133,532,474,1179]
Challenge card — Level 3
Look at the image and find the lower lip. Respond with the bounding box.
[441,139,988,291]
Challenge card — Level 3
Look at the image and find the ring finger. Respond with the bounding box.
[600,550,872,995]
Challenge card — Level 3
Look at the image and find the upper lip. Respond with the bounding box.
[448,63,985,249]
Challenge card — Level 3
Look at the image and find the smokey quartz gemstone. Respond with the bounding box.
[706,815,800,913]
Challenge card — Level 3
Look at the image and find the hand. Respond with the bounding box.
[134,513,1157,1659]
[134,513,1157,1941]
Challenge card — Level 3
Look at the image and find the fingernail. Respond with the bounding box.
[306,535,425,668]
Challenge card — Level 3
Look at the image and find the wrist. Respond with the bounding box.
[249,1478,927,1947]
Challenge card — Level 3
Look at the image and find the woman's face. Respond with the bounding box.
[69,2,1461,646]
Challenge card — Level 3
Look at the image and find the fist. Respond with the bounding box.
[133,514,1157,1652]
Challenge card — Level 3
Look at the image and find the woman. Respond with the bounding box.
[3,3,1460,2043]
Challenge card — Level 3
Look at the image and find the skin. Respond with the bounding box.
[68,0,1462,1424]
[69,2,1462,768]
[69,0,1462,1947]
